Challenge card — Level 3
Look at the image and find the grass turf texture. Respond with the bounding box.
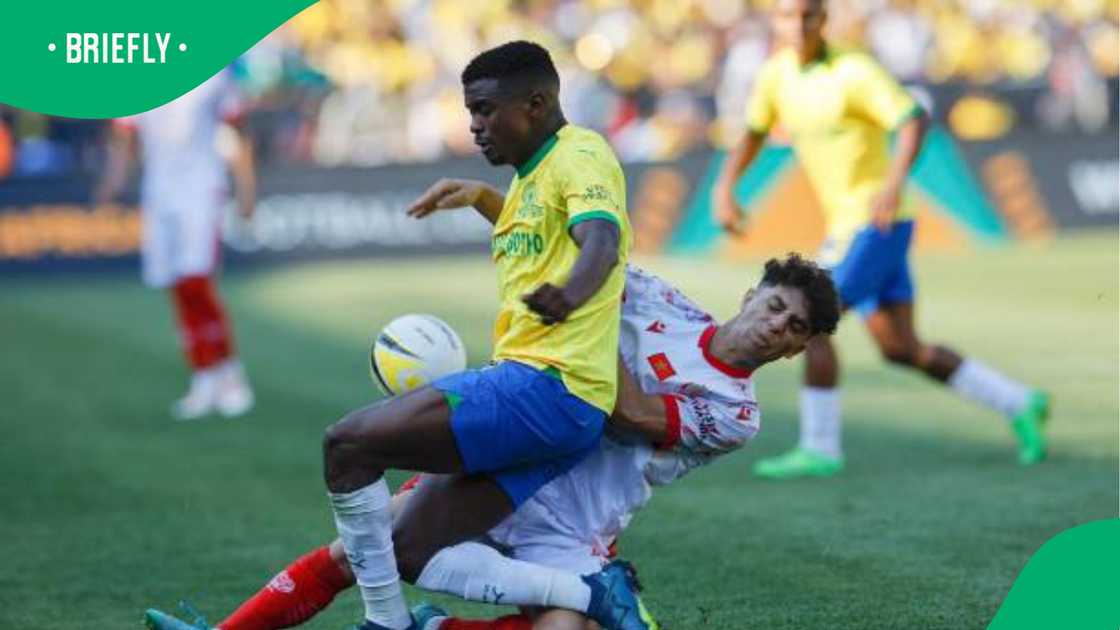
[0,233,1116,629]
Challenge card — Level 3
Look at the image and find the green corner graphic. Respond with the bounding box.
[988,519,1120,629]
[0,1,315,118]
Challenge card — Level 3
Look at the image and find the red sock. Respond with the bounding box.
[171,275,234,370]
[439,615,532,630]
[218,547,353,630]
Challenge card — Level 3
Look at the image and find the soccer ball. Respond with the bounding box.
[370,314,467,395]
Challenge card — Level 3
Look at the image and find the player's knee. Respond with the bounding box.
[322,409,371,468]
[879,344,917,366]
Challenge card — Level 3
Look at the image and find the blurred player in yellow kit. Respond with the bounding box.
[714,0,1050,479]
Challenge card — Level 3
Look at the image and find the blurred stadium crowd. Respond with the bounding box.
[1,0,1117,178]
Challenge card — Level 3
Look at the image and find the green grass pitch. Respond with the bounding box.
[0,233,1116,629]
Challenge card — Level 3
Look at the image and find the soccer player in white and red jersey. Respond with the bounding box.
[97,68,256,420]
[143,254,841,630]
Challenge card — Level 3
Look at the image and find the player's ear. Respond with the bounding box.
[526,89,548,117]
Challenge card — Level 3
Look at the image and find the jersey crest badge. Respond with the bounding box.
[647,353,676,381]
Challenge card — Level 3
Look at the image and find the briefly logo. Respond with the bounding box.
[52,33,186,64]
[646,320,666,333]
[647,352,676,381]
[267,571,296,594]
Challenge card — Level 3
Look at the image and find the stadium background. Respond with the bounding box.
[1,1,1117,628]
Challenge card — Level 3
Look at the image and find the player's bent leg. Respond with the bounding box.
[867,303,1051,464]
[865,303,961,381]
[326,362,606,630]
[323,386,464,493]
[754,336,844,480]
[393,475,515,582]
[323,387,463,630]
[804,334,840,388]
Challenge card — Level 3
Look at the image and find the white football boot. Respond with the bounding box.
[171,369,220,420]
[215,359,254,418]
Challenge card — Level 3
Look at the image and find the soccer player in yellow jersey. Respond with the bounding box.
[713,0,1050,480]
[318,42,650,630]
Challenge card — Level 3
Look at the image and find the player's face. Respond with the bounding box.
[739,284,814,362]
[772,0,826,63]
[464,78,535,167]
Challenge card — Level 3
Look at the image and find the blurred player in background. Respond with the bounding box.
[713,0,1050,479]
[142,255,841,630]
[96,68,257,420]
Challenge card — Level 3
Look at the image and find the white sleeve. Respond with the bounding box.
[664,394,759,456]
[644,394,759,486]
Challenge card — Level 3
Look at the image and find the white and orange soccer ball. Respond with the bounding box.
[370,314,467,395]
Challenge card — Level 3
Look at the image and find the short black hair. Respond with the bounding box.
[461,41,560,88]
[760,253,840,336]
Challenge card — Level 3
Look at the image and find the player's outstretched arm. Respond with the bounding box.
[522,219,619,325]
[609,358,673,444]
[228,125,257,219]
[407,178,506,224]
[712,129,767,235]
[92,124,136,206]
[870,111,928,232]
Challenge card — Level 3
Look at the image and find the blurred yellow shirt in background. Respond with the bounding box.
[747,46,923,247]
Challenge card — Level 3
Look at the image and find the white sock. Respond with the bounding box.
[416,541,592,612]
[798,387,842,458]
[329,480,412,630]
[948,358,1030,419]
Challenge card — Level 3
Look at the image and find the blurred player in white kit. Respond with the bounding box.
[96,68,256,420]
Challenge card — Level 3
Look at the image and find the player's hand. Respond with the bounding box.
[407,179,485,219]
[714,189,746,236]
[870,186,901,233]
[522,283,576,325]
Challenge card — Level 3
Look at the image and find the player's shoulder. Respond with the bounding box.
[555,125,621,168]
[623,265,715,324]
[757,47,797,78]
[828,46,888,78]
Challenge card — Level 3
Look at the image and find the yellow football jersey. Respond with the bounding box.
[747,46,922,246]
[491,124,632,413]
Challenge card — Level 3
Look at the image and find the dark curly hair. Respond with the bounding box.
[461,41,559,88]
[760,253,840,336]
